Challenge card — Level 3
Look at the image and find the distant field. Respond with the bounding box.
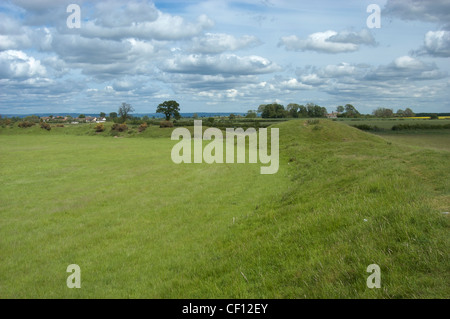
[337,118,450,152]
[336,118,450,130]
[0,120,448,298]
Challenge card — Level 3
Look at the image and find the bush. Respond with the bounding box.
[352,124,381,131]
[111,123,128,132]
[18,121,35,128]
[159,121,174,128]
[306,119,320,125]
[392,123,450,131]
[138,123,148,132]
[94,123,105,132]
[40,122,51,131]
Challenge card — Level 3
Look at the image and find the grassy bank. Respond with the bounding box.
[0,120,448,298]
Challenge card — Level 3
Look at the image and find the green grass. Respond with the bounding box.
[0,119,448,298]
[337,118,450,130]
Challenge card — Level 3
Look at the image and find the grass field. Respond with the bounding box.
[0,119,449,298]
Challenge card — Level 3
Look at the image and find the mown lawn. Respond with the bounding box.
[0,120,448,298]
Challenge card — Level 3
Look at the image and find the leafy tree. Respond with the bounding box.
[336,105,345,113]
[118,102,134,123]
[261,103,286,118]
[78,114,85,119]
[257,104,266,114]
[24,115,40,123]
[396,109,404,117]
[229,113,235,120]
[156,100,180,121]
[404,108,415,117]
[298,105,308,118]
[373,107,394,118]
[245,110,257,118]
[287,103,300,118]
[109,112,118,119]
[306,103,327,118]
[343,104,360,118]
[99,112,106,118]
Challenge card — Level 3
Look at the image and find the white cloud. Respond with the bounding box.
[421,30,450,57]
[189,33,262,54]
[81,11,214,41]
[162,53,281,75]
[279,29,375,54]
[384,0,450,24]
[0,50,46,79]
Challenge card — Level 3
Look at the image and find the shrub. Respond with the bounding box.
[138,123,148,132]
[40,122,51,131]
[160,121,174,128]
[306,119,320,125]
[111,123,128,132]
[94,123,105,132]
[18,121,35,128]
[352,124,381,131]
[391,123,450,131]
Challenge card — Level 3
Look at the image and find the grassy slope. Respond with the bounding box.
[0,120,448,298]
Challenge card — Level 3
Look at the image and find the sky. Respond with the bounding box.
[0,0,449,115]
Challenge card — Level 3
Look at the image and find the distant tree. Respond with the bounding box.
[373,107,393,118]
[403,108,415,117]
[336,105,345,113]
[193,113,199,119]
[229,113,235,120]
[306,103,327,118]
[245,110,257,118]
[261,103,286,118]
[287,103,300,118]
[298,105,308,118]
[343,104,360,118]
[430,113,438,120]
[78,114,85,118]
[99,112,106,118]
[109,112,118,119]
[257,104,266,114]
[156,100,180,121]
[22,115,39,123]
[396,109,404,117]
[118,102,134,123]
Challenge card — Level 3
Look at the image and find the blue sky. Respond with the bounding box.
[0,0,449,115]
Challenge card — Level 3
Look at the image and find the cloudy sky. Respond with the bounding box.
[0,0,449,115]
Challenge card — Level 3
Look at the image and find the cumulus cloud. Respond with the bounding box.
[384,0,450,25]
[0,50,46,79]
[366,56,447,81]
[278,29,375,53]
[189,33,262,54]
[162,53,281,75]
[80,5,214,41]
[415,30,450,57]
[0,14,34,51]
